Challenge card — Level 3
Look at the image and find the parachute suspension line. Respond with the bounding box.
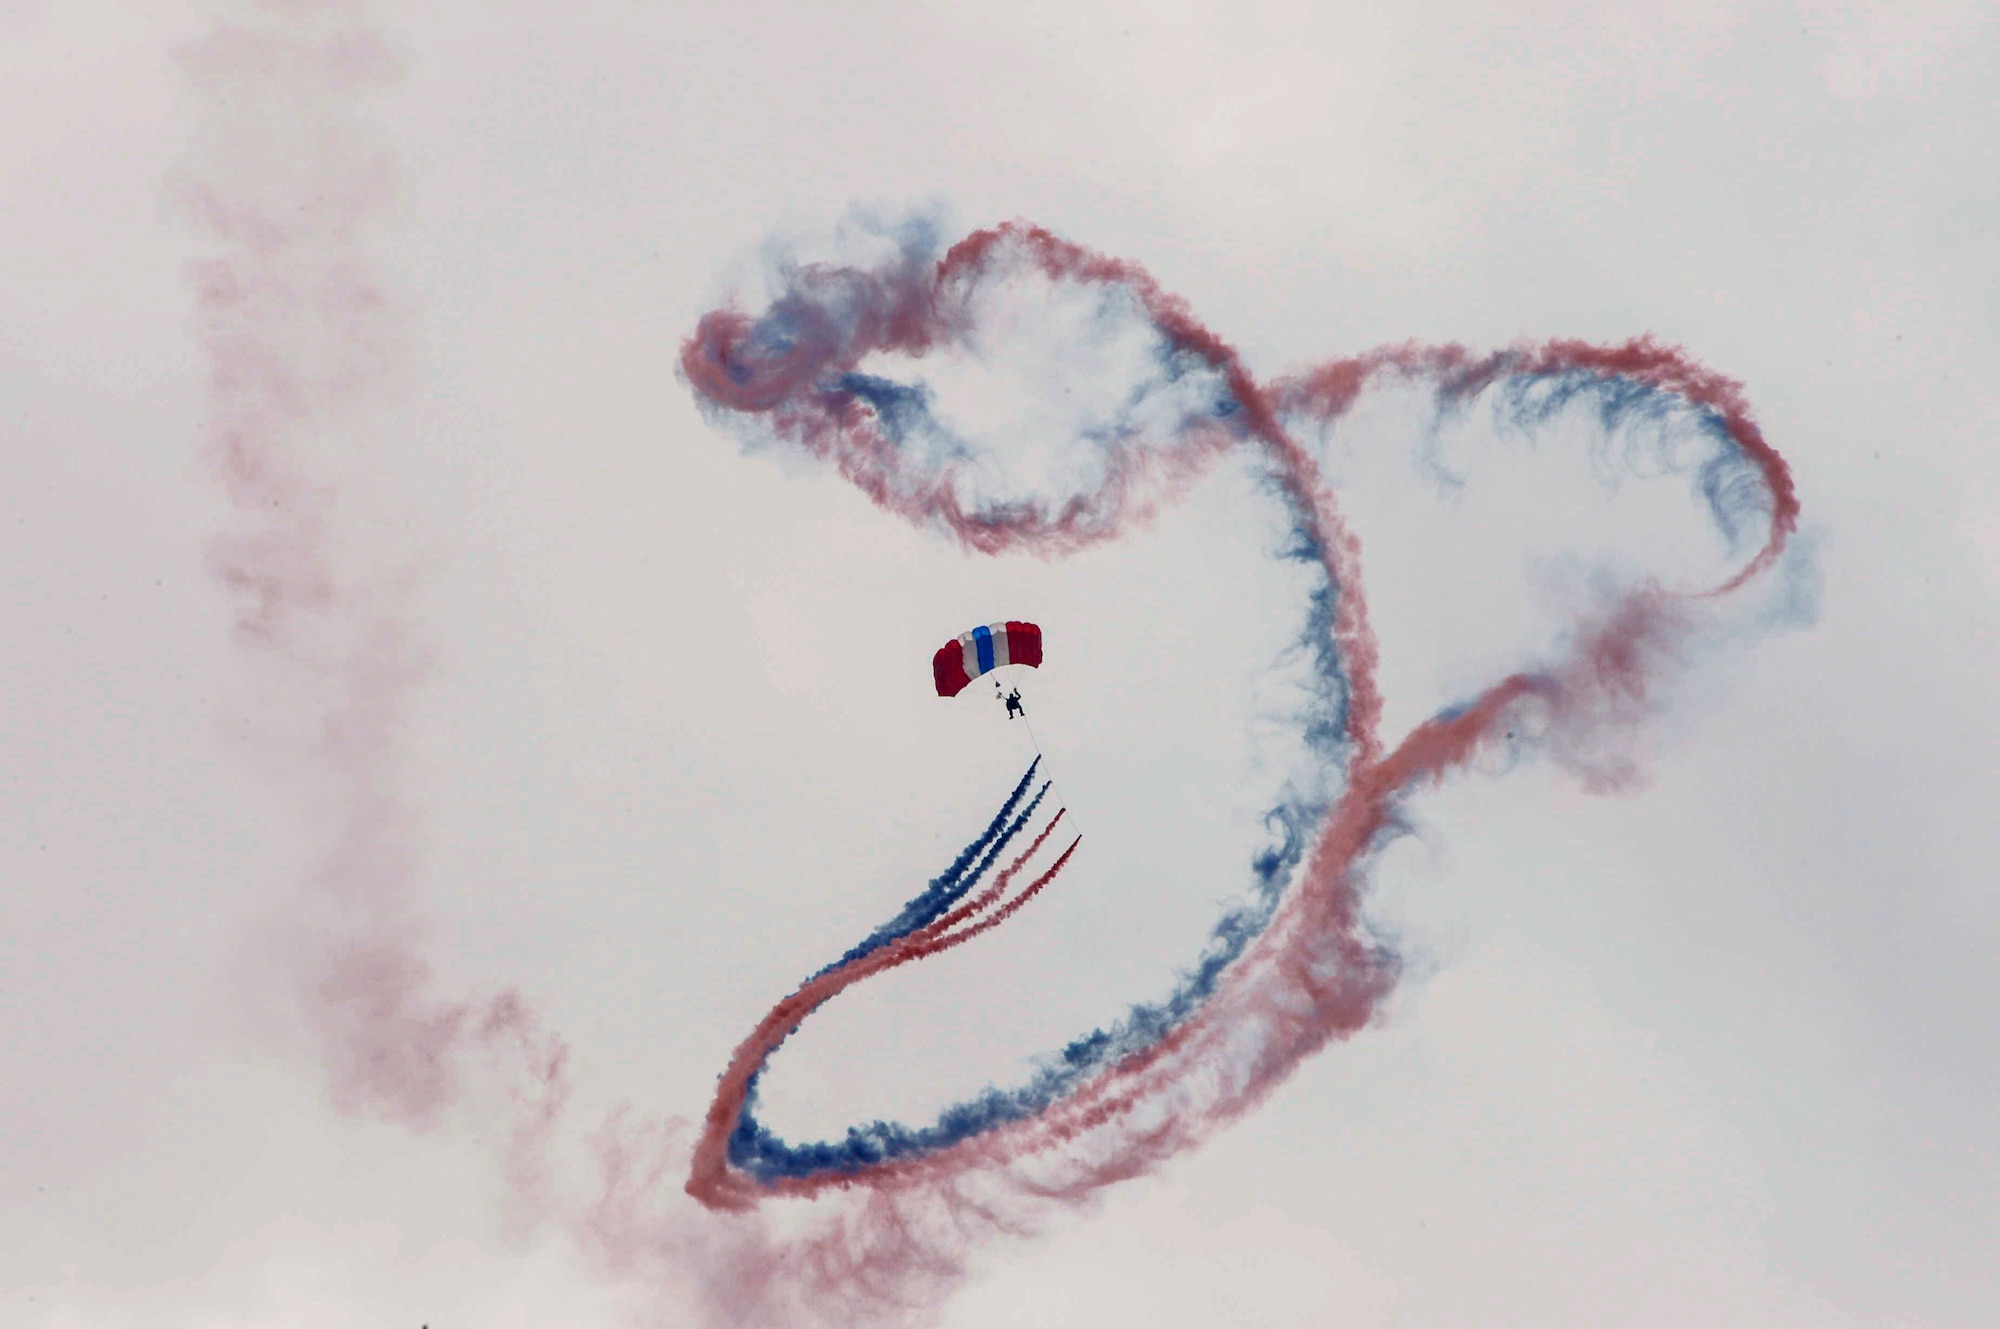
[1002,672,1086,849]
[1018,704,1045,760]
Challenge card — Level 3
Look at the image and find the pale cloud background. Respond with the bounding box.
[3,2,1996,1327]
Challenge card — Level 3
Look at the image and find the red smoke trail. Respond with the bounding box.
[179,0,566,1201]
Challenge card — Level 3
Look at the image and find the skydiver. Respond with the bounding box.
[1004,688,1024,720]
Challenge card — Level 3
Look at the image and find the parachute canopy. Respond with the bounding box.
[934,621,1042,697]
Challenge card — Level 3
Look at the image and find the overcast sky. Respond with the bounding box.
[4,2,1997,1326]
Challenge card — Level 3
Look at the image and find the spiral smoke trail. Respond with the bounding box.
[663,218,1802,1323]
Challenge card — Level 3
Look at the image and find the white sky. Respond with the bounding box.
[4,2,1997,1326]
